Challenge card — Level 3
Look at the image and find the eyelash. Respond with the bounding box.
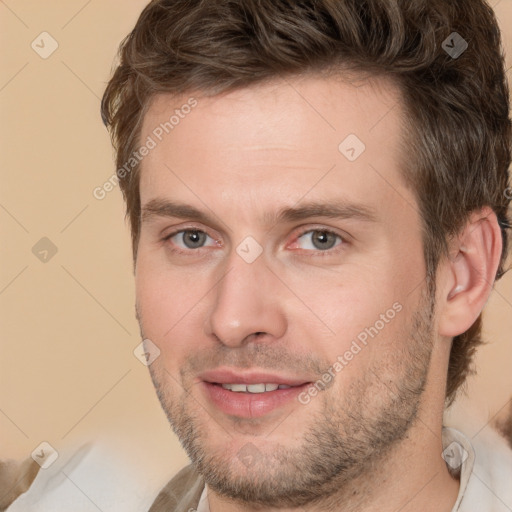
[162,226,347,257]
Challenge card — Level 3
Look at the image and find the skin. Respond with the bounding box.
[134,75,501,511]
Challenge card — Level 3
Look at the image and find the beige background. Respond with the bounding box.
[1,0,511,502]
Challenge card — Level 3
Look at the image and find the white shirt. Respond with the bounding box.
[449,427,512,511]
[196,427,512,512]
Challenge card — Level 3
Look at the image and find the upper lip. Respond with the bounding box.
[199,368,311,386]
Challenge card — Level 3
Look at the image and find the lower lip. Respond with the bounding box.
[202,382,311,418]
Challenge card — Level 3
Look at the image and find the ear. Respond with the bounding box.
[437,207,503,337]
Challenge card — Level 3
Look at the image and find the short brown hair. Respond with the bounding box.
[101,0,511,404]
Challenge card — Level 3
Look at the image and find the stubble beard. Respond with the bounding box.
[142,287,435,509]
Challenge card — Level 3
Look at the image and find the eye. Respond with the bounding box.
[166,229,216,250]
[295,229,343,251]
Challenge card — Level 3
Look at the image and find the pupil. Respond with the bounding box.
[185,230,205,248]
[313,231,335,250]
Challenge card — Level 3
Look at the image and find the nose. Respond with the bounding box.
[204,251,288,348]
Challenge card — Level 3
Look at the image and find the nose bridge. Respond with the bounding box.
[206,249,287,346]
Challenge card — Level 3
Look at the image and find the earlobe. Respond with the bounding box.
[438,208,502,337]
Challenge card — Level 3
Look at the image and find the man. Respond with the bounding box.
[101,0,512,510]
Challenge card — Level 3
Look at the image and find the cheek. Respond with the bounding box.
[135,255,207,357]
[283,267,409,365]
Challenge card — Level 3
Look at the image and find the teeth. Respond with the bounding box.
[247,384,266,393]
[224,383,247,392]
[220,383,288,393]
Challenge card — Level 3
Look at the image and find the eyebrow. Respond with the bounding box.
[141,198,378,228]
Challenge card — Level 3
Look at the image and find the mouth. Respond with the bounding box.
[199,368,313,418]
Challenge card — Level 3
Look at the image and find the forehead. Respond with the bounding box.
[141,73,402,151]
[137,74,414,223]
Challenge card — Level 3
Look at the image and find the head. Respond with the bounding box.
[101,0,511,507]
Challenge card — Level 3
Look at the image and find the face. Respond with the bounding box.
[135,75,434,507]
